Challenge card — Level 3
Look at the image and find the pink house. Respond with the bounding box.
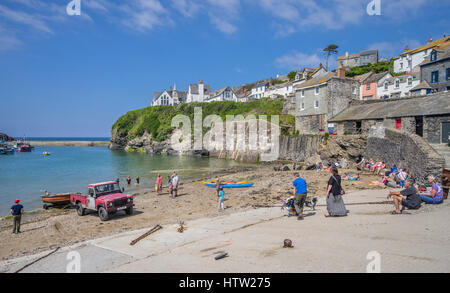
[360,72,392,100]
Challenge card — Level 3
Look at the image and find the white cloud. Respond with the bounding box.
[275,50,324,69]
[0,25,22,52]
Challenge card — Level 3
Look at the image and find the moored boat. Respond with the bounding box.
[202,181,254,188]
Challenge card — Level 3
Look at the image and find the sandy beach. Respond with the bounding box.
[0,166,385,261]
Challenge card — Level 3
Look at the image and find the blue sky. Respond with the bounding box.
[0,0,449,137]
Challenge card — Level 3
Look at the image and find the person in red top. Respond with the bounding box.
[156,174,163,195]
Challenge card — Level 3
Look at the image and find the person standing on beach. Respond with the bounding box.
[293,173,308,221]
[156,174,163,195]
[136,176,140,185]
[215,178,221,197]
[127,176,131,185]
[172,172,179,198]
[11,199,24,234]
[325,167,348,217]
[218,187,225,211]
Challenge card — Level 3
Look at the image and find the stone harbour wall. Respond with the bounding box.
[365,126,445,185]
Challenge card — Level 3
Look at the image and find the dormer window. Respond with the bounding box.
[430,51,437,62]
[366,84,371,90]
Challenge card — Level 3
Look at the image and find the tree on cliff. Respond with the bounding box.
[323,44,339,71]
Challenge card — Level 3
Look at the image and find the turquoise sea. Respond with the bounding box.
[0,139,254,216]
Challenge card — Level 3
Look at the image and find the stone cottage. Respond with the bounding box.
[328,92,450,144]
[284,68,360,134]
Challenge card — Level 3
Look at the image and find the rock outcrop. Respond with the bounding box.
[0,133,14,142]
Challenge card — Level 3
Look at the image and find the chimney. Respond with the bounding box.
[428,37,433,43]
[337,66,346,78]
[345,52,349,57]
[404,46,410,52]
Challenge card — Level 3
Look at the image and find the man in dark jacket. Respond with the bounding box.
[11,199,24,234]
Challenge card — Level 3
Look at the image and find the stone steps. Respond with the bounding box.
[430,144,450,169]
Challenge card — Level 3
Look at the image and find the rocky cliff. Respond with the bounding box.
[0,132,13,141]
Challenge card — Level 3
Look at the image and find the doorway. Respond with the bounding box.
[442,122,450,143]
[415,116,423,137]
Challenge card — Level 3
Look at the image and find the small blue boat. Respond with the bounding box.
[204,182,254,188]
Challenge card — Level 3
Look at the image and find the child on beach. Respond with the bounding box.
[168,180,174,198]
[218,187,225,211]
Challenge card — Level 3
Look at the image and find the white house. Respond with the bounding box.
[186,80,212,103]
[293,65,326,87]
[251,82,269,99]
[152,84,186,106]
[265,82,294,98]
[377,72,420,99]
[206,86,237,102]
[393,36,450,73]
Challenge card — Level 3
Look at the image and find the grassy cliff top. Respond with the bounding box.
[112,98,295,142]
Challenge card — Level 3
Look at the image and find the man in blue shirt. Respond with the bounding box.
[293,173,308,220]
[11,199,24,234]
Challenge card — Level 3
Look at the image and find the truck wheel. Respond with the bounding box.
[98,207,109,221]
[125,206,133,215]
[77,203,85,216]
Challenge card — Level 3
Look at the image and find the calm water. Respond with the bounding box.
[0,146,254,216]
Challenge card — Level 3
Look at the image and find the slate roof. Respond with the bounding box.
[295,72,334,89]
[190,83,212,95]
[353,71,374,83]
[397,36,450,57]
[410,80,432,91]
[420,45,450,66]
[364,72,390,84]
[329,93,450,122]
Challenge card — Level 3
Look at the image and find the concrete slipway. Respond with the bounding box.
[1,189,449,273]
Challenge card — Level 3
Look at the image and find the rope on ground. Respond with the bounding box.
[14,247,60,273]
[130,225,162,246]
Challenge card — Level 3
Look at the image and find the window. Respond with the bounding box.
[384,82,388,90]
[431,71,439,83]
[301,102,305,110]
[430,51,437,62]
[366,84,371,90]
[395,79,400,88]
[446,68,450,81]
[314,100,319,108]
[352,87,356,94]
[315,87,320,95]
[400,63,403,69]
[301,90,305,97]
[407,77,412,86]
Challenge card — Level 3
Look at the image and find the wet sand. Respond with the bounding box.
[0,166,384,261]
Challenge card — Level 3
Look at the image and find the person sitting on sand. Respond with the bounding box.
[420,175,444,205]
[356,157,366,170]
[325,167,348,217]
[387,179,421,214]
[396,169,407,188]
[316,162,323,173]
[374,162,386,175]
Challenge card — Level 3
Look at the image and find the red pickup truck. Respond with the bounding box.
[70,181,134,221]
